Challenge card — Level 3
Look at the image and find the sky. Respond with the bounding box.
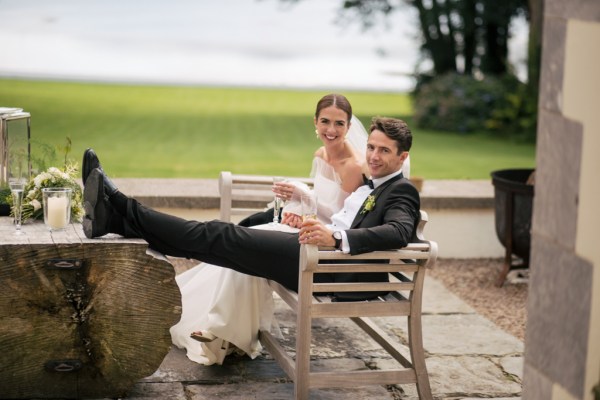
[0,0,528,92]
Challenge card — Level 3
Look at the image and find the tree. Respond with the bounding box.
[526,0,543,97]
[340,0,530,78]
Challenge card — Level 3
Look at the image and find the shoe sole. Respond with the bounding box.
[83,168,107,238]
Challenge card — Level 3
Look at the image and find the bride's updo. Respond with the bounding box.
[315,94,352,123]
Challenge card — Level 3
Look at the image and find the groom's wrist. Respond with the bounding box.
[332,231,343,249]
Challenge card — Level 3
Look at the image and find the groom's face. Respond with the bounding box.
[366,130,407,178]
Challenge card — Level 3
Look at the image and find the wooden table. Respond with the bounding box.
[0,218,182,399]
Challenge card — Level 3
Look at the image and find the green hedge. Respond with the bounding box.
[412,73,536,141]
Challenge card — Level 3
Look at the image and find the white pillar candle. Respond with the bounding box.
[47,196,69,229]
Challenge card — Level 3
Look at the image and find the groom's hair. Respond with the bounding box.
[315,93,352,123]
[369,117,412,154]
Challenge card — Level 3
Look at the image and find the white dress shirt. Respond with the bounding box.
[326,169,404,253]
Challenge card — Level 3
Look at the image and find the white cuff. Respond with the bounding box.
[340,230,350,253]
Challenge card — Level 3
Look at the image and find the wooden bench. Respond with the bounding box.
[218,171,437,399]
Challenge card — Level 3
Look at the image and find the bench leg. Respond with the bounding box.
[294,270,314,399]
[408,313,433,400]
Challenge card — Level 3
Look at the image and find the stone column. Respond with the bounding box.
[524,1,600,399]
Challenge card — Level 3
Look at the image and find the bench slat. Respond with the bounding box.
[312,281,414,293]
[311,263,419,274]
[311,301,411,318]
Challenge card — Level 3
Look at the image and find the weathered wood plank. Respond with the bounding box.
[0,218,182,399]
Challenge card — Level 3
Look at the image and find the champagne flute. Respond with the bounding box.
[300,194,317,242]
[301,194,317,222]
[272,176,284,225]
[8,178,26,235]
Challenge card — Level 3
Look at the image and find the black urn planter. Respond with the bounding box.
[491,168,535,286]
[0,203,10,216]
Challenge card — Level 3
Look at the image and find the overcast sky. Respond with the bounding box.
[0,0,527,92]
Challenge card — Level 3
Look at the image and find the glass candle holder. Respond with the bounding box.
[42,188,72,231]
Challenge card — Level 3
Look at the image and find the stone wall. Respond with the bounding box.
[524,1,600,399]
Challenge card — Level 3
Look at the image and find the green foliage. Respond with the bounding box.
[30,139,58,175]
[57,137,73,170]
[485,82,538,142]
[0,78,535,179]
[412,73,537,141]
[0,186,10,206]
[413,73,507,133]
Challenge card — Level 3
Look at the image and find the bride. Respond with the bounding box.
[170,94,370,365]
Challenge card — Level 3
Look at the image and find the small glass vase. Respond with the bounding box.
[42,188,72,231]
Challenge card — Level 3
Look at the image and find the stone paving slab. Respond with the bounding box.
[421,274,477,315]
[425,356,522,397]
[392,313,524,356]
[125,382,187,400]
[377,356,522,399]
[185,382,394,399]
[498,355,524,381]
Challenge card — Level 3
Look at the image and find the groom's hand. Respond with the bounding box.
[299,219,335,247]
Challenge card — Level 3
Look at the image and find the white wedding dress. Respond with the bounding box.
[170,157,349,365]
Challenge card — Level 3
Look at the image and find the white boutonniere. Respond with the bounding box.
[360,195,376,214]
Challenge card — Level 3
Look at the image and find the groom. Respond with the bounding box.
[82,117,419,292]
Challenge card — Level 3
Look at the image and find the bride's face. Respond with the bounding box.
[314,106,350,147]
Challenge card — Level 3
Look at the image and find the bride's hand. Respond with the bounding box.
[273,181,303,201]
[281,212,302,228]
[271,181,310,201]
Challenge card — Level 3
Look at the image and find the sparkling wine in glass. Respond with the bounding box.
[272,176,284,224]
[301,194,317,222]
[9,179,26,235]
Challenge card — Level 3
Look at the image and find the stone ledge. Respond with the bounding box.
[114,178,494,210]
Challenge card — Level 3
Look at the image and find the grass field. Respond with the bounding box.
[0,79,535,179]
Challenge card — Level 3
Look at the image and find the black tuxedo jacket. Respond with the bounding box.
[346,173,421,254]
[322,173,420,298]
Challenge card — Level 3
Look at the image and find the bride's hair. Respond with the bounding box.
[315,93,352,122]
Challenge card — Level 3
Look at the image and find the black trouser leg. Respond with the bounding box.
[237,208,276,227]
[122,198,301,291]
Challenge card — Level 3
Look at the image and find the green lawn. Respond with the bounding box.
[0,79,535,179]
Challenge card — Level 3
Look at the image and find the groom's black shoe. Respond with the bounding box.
[82,148,101,185]
[83,168,116,238]
[82,148,119,196]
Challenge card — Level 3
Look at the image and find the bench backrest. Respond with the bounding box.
[218,171,313,222]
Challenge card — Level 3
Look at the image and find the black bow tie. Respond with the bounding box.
[362,174,374,189]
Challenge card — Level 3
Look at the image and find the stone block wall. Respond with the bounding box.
[524,1,600,399]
